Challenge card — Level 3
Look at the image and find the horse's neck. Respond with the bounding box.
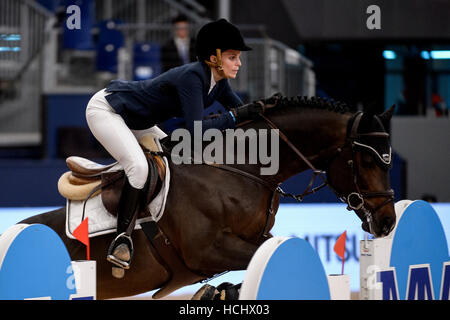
[171,109,351,188]
[268,109,351,183]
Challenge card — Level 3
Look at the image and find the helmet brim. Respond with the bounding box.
[239,44,252,51]
[225,44,252,52]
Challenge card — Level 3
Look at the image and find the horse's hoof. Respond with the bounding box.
[216,287,240,300]
[214,282,240,300]
[191,284,219,300]
[112,266,125,279]
[216,282,235,291]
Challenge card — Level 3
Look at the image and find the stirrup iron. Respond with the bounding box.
[107,232,134,270]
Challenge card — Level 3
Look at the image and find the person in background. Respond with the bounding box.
[161,14,197,72]
[431,93,448,117]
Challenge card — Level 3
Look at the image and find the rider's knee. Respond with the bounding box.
[125,158,149,190]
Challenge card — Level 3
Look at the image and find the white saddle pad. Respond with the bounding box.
[65,156,170,239]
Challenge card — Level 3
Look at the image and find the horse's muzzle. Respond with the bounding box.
[360,204,396,238]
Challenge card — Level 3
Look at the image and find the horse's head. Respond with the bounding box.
[325,104,396,237]
[255,95,396,237]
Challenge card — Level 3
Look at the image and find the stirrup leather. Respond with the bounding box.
[107,232,134,269]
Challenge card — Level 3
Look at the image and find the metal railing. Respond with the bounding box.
[95,0,208,37]
[231,38,315,101]
[42,0,210,91]
[0,0,53,145]
[0,0,209,147]
[0,0,52,81]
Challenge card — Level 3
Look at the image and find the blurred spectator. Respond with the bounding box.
[161,14,197,72]
[431,93,448,117]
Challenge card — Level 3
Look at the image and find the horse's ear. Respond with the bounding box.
[378,104,396,127]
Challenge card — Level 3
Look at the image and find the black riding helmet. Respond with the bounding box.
[195,19,252,62]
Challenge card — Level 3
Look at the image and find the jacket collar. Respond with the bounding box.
[200,61,212,89]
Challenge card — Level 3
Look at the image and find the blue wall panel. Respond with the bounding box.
[0,159,67,207]
[44,94,92,158]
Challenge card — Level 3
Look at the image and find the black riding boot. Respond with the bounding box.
[107,178,142,270]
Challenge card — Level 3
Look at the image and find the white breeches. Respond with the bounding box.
[85,89,167,189]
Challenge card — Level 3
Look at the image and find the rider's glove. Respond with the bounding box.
[230,92,283,124]
[231,101,264,123]
[262,92,283,108]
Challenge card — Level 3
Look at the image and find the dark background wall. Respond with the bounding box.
[228,0,450,43]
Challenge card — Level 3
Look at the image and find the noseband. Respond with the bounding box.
[259,112,395,229]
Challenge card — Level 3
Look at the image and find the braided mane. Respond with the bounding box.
[270,95,350,115]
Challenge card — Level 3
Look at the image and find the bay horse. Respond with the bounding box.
[20,96,396,299]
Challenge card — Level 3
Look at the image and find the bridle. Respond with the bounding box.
[330,112,394,232]
[259,111,395,233]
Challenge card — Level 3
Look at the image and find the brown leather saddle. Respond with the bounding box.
[98,152,165,219]
[60,145,166,219]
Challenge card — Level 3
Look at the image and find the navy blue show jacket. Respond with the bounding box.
[104,61,242,134]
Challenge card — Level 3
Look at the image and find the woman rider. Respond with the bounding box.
[85,18,273,272]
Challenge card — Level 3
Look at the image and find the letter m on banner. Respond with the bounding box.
[406,264,434,300]
[377,268,399,300]
[440,262,450,300]
[378,262,450,300]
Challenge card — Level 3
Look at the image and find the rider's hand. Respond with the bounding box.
[232,101,264,122]
[262,92,282,109]
[231,93,283,123]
